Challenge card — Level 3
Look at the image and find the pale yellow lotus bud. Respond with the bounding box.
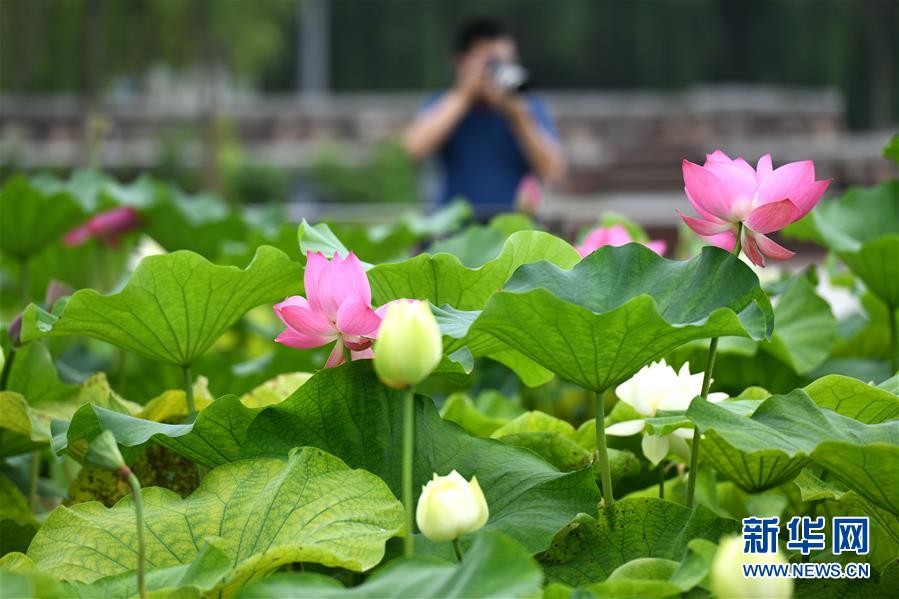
[374,300,442,389]
[710,535,793,599]
[415,470,489,542]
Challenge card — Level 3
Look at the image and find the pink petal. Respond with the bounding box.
[325,342,346,368]
[706,230,737,252]
[789,179,831,219]
[605,224,633,246]
[703,159,759,201]
[336,252,372,306]
[645,240,667,256]
[275,328,333,349]
[280,304,336,338]
[63,225,92,247]
[678,210,734,236]
[686,188,727,224]
[756,154,773,180]
[682,160,735,222]
[741,228,765,267]
[704,149,733,163]
[744,199,800,234]
[754,233,796,261]
[336,295,382,337]
[351,348,374,361]
[304,252,330,315]
[755,160,816,206]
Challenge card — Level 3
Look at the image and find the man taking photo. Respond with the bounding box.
[403,18,565,217]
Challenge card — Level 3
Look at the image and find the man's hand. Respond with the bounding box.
[454,54,487,103]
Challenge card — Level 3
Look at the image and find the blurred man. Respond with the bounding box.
[403,18,564,216]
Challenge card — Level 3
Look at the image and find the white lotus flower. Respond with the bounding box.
[416,470,489,542]
[605,359,727,465]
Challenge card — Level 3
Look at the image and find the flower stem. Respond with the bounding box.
[686,338,718,509]
[658,462,665,500]
[183,365,195,418]
[124,469,147,599]
[453,538,464,562]
[28,450,40,512]
[686,224,744,508]
[593,389,615,507]
[402,389,415,557]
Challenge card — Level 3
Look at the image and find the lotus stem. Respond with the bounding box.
[658,463,665,499]
[123,469,147,599]
[687,335,719,509]
[453,538,464,562]
[28,450,40,512]
[402,389,415,556]
[686,226,744,508]
[183,364,196,418]
[594,389,615,507]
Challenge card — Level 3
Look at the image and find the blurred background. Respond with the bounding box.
[1,0,897,235]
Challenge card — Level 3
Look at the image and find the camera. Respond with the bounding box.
[487,58,529,93]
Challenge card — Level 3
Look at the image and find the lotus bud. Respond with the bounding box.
[373,300,442,389]
[416,470,489,542]
[710,535,793,599]
[83,430,128,474]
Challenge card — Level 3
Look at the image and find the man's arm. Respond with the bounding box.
[500,97,566,184]
[402,90,471,161]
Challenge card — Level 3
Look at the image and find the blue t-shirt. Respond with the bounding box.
[422,93,558,213]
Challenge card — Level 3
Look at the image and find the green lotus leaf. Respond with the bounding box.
[471,245,773,391]
[367,230,580,310]
[0,472,39,554]
[0,175,86,259]
[5,342,79,410]
[0,392,52,458]
[805,374,899,423]
[56,395,260,469]
[20,246,302,367]
[27,448,403,595]
[687,389,899,497]
[813,180,899,308]
[761,276,836,374]
[236,532,542,599]
[440,393,511,437]
[537,498,737,586]
[241,361,600,555]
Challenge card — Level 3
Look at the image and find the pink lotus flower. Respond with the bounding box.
[64,207,142,247]
[577,224,667,258]
[678,150,830,266]
[515,175,542,215]
[274,251,385,368]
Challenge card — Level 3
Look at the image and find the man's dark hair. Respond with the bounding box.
[453,17,509,56]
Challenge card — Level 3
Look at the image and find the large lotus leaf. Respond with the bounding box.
[490,411,641,482]
[236,532,542,599]
[687,390,899,500]
[0,175,85,258]
[761,276,836,374]
[0,391,52,457]
[537,498,737,586]
[6,342,79,409]
[804,374,899,423]
[0,472,39,554]
[795,470,899,565]
[366,230,580,309]
[241,361,601,554]
[813,180,899,307]
[20,246,302,366]
[434,304,554,387]
[27,448,403,595]
[56,395,259,468]
[471,245,773,391]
